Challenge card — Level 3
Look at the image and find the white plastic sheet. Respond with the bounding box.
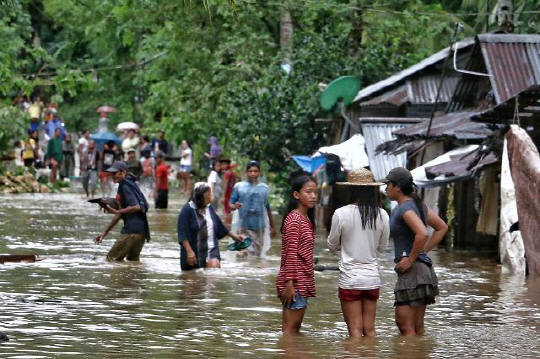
[315,134,369,171]
[499,139,525,274]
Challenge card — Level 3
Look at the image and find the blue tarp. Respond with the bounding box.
[292,155,327,173]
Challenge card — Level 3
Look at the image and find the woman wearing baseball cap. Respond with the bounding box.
[385,167,448,336]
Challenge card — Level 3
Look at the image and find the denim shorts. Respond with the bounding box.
[283,290,308,310]
[178,165,191,173]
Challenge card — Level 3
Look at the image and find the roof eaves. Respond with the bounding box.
[352,38,475,104]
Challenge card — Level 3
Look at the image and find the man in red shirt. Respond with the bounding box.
[154,151,169,209]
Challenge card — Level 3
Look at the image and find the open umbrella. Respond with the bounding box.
[116,122,140,132]
[90,131,121,144]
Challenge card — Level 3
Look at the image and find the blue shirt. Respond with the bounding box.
[45,119,66,140]
[230,181,270,231]
[390,200,431,265]
[118,177,149,236]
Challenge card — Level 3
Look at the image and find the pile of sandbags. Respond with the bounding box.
[0,172,50,194]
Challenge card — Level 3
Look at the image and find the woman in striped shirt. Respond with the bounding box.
[276,176,318,334]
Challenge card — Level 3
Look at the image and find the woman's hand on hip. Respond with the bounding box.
[395,257,412,273]
[280,281,296,306]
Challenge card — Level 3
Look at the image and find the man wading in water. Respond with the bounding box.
[94,161,151,261]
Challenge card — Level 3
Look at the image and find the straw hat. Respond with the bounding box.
[336,168,384,186]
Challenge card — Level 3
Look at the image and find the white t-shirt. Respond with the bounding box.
[78,137,89,153]
[205,206,215,258]
[180,148,192,166]
[327,204,390,290]
[207,170,222,198]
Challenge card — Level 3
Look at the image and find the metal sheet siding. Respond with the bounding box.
[362,123,408,181]
[407,76,460,104]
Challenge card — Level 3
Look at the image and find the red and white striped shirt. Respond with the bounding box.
[276,212,316,298]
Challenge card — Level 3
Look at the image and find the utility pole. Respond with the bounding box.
[497,0,514,33]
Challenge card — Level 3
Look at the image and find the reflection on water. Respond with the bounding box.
[1,192,540,357]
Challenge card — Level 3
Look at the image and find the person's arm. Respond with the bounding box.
[265,192,275,237]
[181,240,197,267]
[104,204,141,215]
[229,185,242,210]
[280,217,300,306]
[178,206,197,266]
[395,210,428,273]
[326,211,341,251]
[424,208,448,253]
[377,211,390,255]
[94,214,121,243]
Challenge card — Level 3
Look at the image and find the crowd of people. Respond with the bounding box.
[12,98,449,339]
[89,152,447,338]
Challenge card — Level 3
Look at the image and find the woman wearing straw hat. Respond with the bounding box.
[327,168,390,338]
[384,167,448,336]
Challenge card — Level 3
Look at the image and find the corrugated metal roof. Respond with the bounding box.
[352,38,475,104]
[471,84,540,123]
[479,34,540,104]
[393,111,492,139]
[362,122,409,181]
[361,85,408,107]
[407,75,460,104]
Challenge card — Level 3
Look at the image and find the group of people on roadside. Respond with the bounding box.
[78,129,170,202]
[15,127,75,183]
[276,167,448,338]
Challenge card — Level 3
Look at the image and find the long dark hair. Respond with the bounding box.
[348,186,381,230]
[281,176,317,233]
[391,180,426,223]
[190,183,211,211]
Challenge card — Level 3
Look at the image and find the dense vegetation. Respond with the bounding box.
[2,0,539,172]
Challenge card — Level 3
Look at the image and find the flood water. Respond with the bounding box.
[1,191,540,358]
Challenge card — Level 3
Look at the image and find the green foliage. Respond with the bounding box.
[2,0,501,206]
[0,104,28,156]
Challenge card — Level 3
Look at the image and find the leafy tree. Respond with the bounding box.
[1,0,484,190]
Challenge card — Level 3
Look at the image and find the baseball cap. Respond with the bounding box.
[106,161,128,173]
[385,167,413,184]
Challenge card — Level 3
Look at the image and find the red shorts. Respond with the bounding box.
[338,288,380,301]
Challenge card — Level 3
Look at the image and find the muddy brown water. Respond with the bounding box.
[0,192,539,358]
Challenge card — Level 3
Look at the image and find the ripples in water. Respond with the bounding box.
[0,192,539,357]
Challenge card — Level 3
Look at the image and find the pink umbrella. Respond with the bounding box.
[116,122,140,132]
[97,106,116,118]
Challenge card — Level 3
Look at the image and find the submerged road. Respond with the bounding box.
[0,191,539,357]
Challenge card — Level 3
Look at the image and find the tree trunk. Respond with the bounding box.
[280,8,293,69]
[349,3,363,57]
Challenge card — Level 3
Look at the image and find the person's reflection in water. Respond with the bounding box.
[153,210,169,233]
[278,334,314,359]
[391,335,434,359]
[106,263,146,299]
[177,271,214,301]
[338,336,378,359]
